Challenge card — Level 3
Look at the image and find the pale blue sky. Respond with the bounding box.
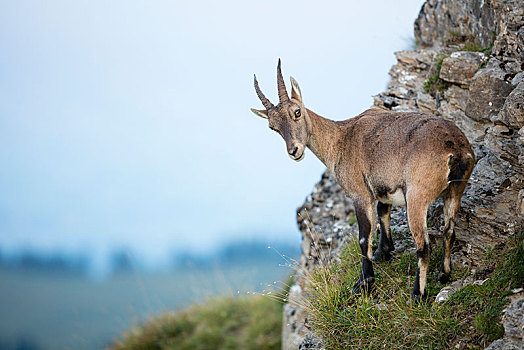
[0,0,424,268]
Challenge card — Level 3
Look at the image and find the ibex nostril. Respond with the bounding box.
[290,147,299,156]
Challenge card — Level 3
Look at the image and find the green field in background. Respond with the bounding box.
[0,261,290,350]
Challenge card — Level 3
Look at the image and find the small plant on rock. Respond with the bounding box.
[424,55,450,95]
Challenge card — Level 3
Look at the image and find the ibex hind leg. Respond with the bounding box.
[373,202,394,262]
[352,200,376,295]
[439,154,473,284]
[438,183,467,284]
[406,192,432,303]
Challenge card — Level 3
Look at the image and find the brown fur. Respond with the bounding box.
[251,62,475,300]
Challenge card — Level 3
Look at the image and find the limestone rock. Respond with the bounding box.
[416,90,436,113]
[485,340,522,350]
[444,85,469,111]
[395,50,435,70]
[465,65,514,123]
[491,1,524,69]
[435,280,468,303]
[439,51,486,85]
[414,0,496,48]
[282,285,318,350]
[512,72,524,86]
[500,82,524,129]
[435,278,489,304]
[485,296,524,350]
[503,298,524,344]
[374,49,435,112]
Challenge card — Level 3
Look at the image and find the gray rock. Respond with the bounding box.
[491,2,524,65]
[414,0,495,48]
[485,339,523,350]
[374,49,433,112]
[416,90,437,113]
[500,82,524,129]
[518,189,524,216]
[395,50,435,70]
[435,280,468,303]
[512,72,524,86]
[465,65,514,122]
[438,100,486,142]
[503,298,524,343]
[282,285,313,350]
[435,279,490,303]
[485,296,524,349]
[440,51,486,85]
[444,85,469,111]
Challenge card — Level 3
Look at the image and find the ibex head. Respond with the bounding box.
[251,60,308,162]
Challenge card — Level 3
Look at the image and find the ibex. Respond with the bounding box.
[251,60,475,301]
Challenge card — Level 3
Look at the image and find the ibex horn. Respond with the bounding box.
[254,74,274,110]
[277,59,289,103]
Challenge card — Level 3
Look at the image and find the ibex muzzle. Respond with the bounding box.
[251,59,308,162]
[251,60,475,303]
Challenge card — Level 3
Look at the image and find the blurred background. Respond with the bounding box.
[0,0,424,349]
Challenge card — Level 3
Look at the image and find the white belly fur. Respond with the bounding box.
[378,188,406,206]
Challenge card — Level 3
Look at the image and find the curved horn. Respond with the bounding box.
[277,59,289,103]
[254,74,274,110]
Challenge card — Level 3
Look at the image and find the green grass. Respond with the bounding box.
[348,212,357,226]
[110,274,294,350]
[304,233,523,349]
[445,30,494,54]
[111,294,284,350]
[424,55,449,94]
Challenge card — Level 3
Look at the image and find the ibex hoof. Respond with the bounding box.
[372,248,392,262]
[438,271,451,284]
[351,277,375,295]
[409,293,428,305]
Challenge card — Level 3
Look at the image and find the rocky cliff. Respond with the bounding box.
[282,0,524,349]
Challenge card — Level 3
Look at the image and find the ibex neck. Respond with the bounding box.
[305,109,341,171]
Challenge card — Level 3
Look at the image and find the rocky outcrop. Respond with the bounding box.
[485,293,524,350]
[282,1,524,349]
[440,51,487,85]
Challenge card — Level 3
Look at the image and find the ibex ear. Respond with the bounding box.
[290,76,302,103]
[250,108,268,119]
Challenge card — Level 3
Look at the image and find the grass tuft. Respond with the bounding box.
[110,289,289,350]
[424,55,450,94]
[303,232,523,349]
[444,31,494,54]
[348,212,357,226]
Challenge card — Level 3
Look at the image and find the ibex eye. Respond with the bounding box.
[295,109,301,118]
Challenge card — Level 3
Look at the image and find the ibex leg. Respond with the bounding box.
[373,202,394,262]
[352,200,376,295]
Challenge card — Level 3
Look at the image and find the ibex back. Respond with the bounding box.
[251,60,475,301]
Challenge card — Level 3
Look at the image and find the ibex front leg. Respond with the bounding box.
[373,202,394,262]
[352,200,376,294]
